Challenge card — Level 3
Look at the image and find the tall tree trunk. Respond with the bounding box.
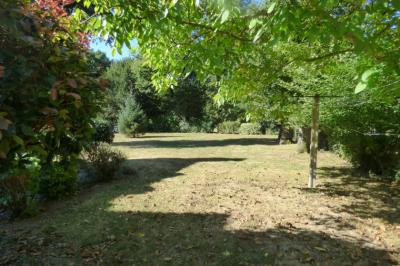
[308,95,320,188]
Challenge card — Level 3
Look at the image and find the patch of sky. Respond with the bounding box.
[90,39,137,60]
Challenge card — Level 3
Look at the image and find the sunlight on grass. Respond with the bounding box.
[2,133,398,265]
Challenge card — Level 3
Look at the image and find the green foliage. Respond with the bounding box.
[84,143,126,182]
[103,58,245,133]
[172,74,208,124]
[93,119,115,144]
[0,156,41,217]
[238,123,262,135]
[395,171,400,183]
[0,1,105,177]
[217,121,241,134]
[38,163,78,199]
[148,114,180,132]
[324,100,400,176]
[334,136,400,176]
[178,120,197,133]
[241,54,400,177]
[79,0,400,98]
[102,59,138,124]
[0,171,34,218]
[87,50,111,75]
[118,98,147,137]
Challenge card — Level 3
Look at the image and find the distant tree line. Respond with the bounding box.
[99,57,248,136]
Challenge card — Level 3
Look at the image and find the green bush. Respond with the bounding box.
[148,113,181,132]
[217,121,241,134]
[93,119,115,144]
[118,98,147,137]
[179,120,207,133]
[333,135,400,176]
[0,1,105,183]
[84,143,126,182]
[198,121,214,133]
[238,123,262,135]
[38,163,78,199]
[0,159,41,218]
[324,100,400,177]
[0,172,34,218]
[178,120,194,133]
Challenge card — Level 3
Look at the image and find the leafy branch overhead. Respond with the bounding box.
[76,0,399,96]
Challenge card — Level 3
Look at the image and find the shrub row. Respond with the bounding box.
[217,121,241,134]
[1,143,126,218]
[217,121,263,135]
[238,123,262,135]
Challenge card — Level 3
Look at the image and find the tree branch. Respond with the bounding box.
[180,19,252,42]
[301,48,353,62]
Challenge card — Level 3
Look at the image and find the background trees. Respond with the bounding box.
[118,97,147,137]
[76,0,399,177]
[102,58,246,133]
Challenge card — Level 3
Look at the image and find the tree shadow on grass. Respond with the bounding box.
[113,137,278,149]
[113,157,245,195]
[2,161,398,265]
[137,135,177,139]
[302,166,400,224]
[2,211,396,265]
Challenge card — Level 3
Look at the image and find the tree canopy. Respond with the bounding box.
[76,0,399,99]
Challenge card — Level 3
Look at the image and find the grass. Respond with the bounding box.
[1,133,399,265]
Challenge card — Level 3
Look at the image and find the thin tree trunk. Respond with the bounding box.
[308,95,320,188]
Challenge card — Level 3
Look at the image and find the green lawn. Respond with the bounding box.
[1,133,399,265]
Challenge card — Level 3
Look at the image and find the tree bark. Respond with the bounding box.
[279,126,294,144]
[308,95,320,188]
[296,128,306,153]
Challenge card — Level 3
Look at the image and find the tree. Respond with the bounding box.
[0,0,106,206]
[103,58,244,132]
[76,0,400,179]
[242,54,400,175]
[76,0,399,98]
[118,97,147,137]
[87,50,111,76]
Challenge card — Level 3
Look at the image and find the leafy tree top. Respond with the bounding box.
[75,1,398,97]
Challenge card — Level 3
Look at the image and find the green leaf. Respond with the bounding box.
[355,68,379,93]
[83,0,91,8]
[249,19,258,30]
[361,68,378,82]
[268,2,276,14]
[13,135,24,145]
[170,0,179,8]
[355,81,367,94]
[253,28,264,42]
[21,125,34,136]
[94,18,101,29]
[221,10,230,24]
[125,40,132,49]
